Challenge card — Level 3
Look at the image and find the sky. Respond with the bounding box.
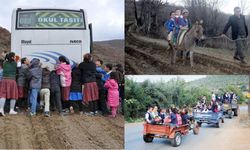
[168,0,250,15]
[0,0,124,41]
[127,75,207,82]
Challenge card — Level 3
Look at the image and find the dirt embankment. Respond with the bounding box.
[0,26,10,58]
[93,40,124,66]
[0,113,124,149]
[125,23,250,74]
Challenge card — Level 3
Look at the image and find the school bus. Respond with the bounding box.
[11,8,93,69]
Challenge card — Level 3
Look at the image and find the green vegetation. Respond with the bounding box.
[125,75,249,122]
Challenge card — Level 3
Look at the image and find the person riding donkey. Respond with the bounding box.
[177,9,192,46]
[165,11,176,44]
[165,8,204,68]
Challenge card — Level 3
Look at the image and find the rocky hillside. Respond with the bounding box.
[0,26,11,58]
[93,39,124,65]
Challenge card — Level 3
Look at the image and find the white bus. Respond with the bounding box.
[11,8,93,69]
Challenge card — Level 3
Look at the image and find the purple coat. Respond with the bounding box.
[104,79,119,107]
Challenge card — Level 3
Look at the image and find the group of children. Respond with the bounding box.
[194,92,238,113]
[164,8,192,45]
[145,105,192,127]
[0,52,124,118]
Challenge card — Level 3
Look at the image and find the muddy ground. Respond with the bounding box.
[0,112,124,149]
[125,25,250,74]
[0,40,124,149]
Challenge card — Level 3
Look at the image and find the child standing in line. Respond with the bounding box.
[115,64,124,115]
[69,65,83,115]
[96,71,109,116]
[104,72,119,118]
[0,59,3,80]
[50,70,64,116]
[16,57,30,110]
[56,56,72,112]
[0,52,19,116]
[95,59,107,113]
[40,67,51,117]
[28,58,42,116]
[95,59,106,76]
[102,64,113,82]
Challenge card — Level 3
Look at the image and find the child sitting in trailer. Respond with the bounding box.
[176,108,182,126]
[159,108,166,124]
[145,106,154,124]
[151,106,162,124]
[181,108,190,125]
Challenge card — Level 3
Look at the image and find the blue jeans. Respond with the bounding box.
[30,89,40,114]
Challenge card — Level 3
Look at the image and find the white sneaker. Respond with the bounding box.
[9,109,18,115]
[0,109,5,116]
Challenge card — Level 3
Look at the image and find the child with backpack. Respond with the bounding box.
[56,56,72,112]
[50,70,64,116]
[0,52,19,116]
[16,57,30,110]
[40,67,51,117]
[28,58,42,116]
[69,65,83,115]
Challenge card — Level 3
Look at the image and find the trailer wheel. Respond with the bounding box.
[229,112,232,119]
[143,134,154,143]
[216,120,221,128]
[233,109,238,116]
[193,123,199,135]
[171,132,182,147]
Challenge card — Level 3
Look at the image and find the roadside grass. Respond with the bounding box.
[125,117,144,123]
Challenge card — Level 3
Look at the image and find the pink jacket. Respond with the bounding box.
[56,63,72,87]
[104,79,119,107]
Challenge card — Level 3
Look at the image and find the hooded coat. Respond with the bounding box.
[29,58,42,89]
[104,79,119,107]
[17,64,30,87]
[56,63,72,87]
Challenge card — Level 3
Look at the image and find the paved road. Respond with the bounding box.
[125,106,250,150]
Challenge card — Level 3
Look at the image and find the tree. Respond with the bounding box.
[238,0,250,15]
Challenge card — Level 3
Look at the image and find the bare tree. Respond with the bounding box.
[238,0,250,15]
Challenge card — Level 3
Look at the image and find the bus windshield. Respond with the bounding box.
[16,9,86,29]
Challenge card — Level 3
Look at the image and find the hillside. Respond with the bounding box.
[0,26,10,59]
[93,39,124,65]
[188,75,249,90]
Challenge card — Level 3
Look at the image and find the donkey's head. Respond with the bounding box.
[192,20,205,41]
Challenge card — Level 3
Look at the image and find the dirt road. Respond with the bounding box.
[0,113,124,149]
[125,106,250,150]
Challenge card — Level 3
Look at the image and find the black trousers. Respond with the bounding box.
[119,86,124,115]
[89,100,98,112]
[50,87,63,113]
[98,89,109,115]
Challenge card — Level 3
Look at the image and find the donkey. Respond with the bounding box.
[169,20,204,68]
